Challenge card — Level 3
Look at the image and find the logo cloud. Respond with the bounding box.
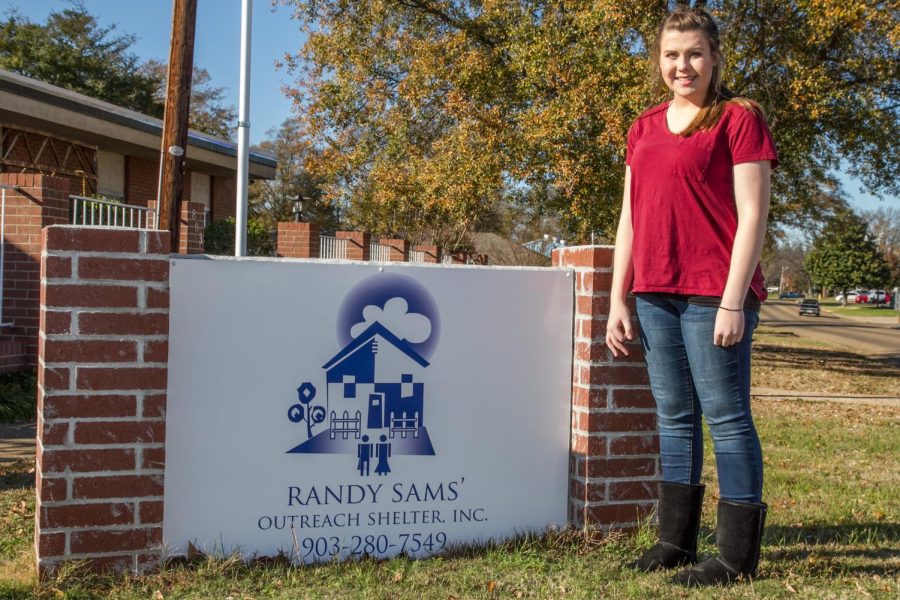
[350,297,432,343]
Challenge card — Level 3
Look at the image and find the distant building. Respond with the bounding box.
[0,68,277,373]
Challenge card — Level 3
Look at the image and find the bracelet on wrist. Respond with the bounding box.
[718,305,742,312]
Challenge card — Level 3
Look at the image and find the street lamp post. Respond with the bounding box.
[293,196,305,223]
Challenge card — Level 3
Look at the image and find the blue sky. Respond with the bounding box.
[4,0,303,144]
[3,0,896,213]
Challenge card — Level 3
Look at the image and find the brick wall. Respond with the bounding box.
[379,238,409,262]
[277,222,320,259]
[210,176,236,222]
[336,231,371,261]
[0,174,71,373]
[35,226,170,576]
[124,157,159,207]
[553,246,658,530]
[414,244,440,264]
[177,201,205,255]
[31,234,656,574]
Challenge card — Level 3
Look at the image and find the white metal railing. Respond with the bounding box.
[409,250,426,263]
[369,242,392,262]
[319,235,348,259]
[442,254,454,264]
[70,195,158,229]
[1,184,17,327]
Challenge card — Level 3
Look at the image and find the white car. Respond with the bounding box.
[835,289,866,302]
[868,290,891,303]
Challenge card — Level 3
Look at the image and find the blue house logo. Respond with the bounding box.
[287,273,440,477]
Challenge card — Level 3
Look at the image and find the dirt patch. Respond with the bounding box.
[752,331,900,397]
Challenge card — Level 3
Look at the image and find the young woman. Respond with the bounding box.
[605,7,777,587]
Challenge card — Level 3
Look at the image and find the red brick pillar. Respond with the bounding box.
[277,222,320,259]
[336,231,371,261]
[553,245,658,531]
[0,173,71,373]
[36,226,170,576]
[379,238,409,262]
[414,244,441,263]
[178,201,205,254]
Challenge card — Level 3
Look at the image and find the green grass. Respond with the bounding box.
[752,328,900,396]
[818,301,899,318]
[0,370,36,423]
[1,338,897,598]
[1,397,897,599]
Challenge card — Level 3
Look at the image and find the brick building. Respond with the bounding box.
[0,69,277,373]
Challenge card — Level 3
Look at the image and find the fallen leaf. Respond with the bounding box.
[153,591,164,600]
[487,580,496,593]
[785,583,797,593]
[393,571,403,583]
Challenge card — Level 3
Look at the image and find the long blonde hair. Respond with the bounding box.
[651,7,762,136]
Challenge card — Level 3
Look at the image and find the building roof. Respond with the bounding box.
[0,69,276,179]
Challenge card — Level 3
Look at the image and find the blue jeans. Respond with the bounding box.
[635,295,763,503]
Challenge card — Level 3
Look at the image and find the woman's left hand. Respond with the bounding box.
[714,309,745,347]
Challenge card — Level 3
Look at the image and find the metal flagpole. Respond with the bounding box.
[234,0,253,257]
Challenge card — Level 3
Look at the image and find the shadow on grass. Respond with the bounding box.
[0,460,33,493]
[766,523,899,546]
[762,523,900,577]
[753,343,900,379]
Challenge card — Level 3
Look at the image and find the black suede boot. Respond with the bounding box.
[629,481,705,572]
[673,499,767,586]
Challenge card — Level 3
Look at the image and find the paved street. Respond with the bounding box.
[760,300,900,364]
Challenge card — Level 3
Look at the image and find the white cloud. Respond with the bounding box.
[350,297,431,343]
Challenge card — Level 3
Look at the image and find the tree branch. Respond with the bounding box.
[393,0,497,48]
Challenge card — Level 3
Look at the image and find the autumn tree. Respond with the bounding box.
[248,119,339,230]
[805,209,890,304]
[142,60,237,140]
[0,3,161,114]
[281,0,898,246]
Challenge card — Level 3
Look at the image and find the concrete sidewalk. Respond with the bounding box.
[0,421,35,464]
[751,387,900,407]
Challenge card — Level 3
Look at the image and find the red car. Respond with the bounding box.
[868,290,892,304]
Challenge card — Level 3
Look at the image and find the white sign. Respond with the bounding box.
[164,258,574,562]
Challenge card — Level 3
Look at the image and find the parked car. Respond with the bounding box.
[779,291,805,299]
[835,289,867,303]
[868,290,892,304]
[798,299,820,316]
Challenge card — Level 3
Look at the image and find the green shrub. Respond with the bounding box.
[0,369,36,422]
[204,217,274,256]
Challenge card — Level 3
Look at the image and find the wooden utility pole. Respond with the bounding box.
[158,0,198,251]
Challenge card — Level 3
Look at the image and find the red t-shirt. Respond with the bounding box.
[626,101,778,302]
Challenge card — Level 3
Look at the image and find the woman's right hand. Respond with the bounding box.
[606,302,634,358]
